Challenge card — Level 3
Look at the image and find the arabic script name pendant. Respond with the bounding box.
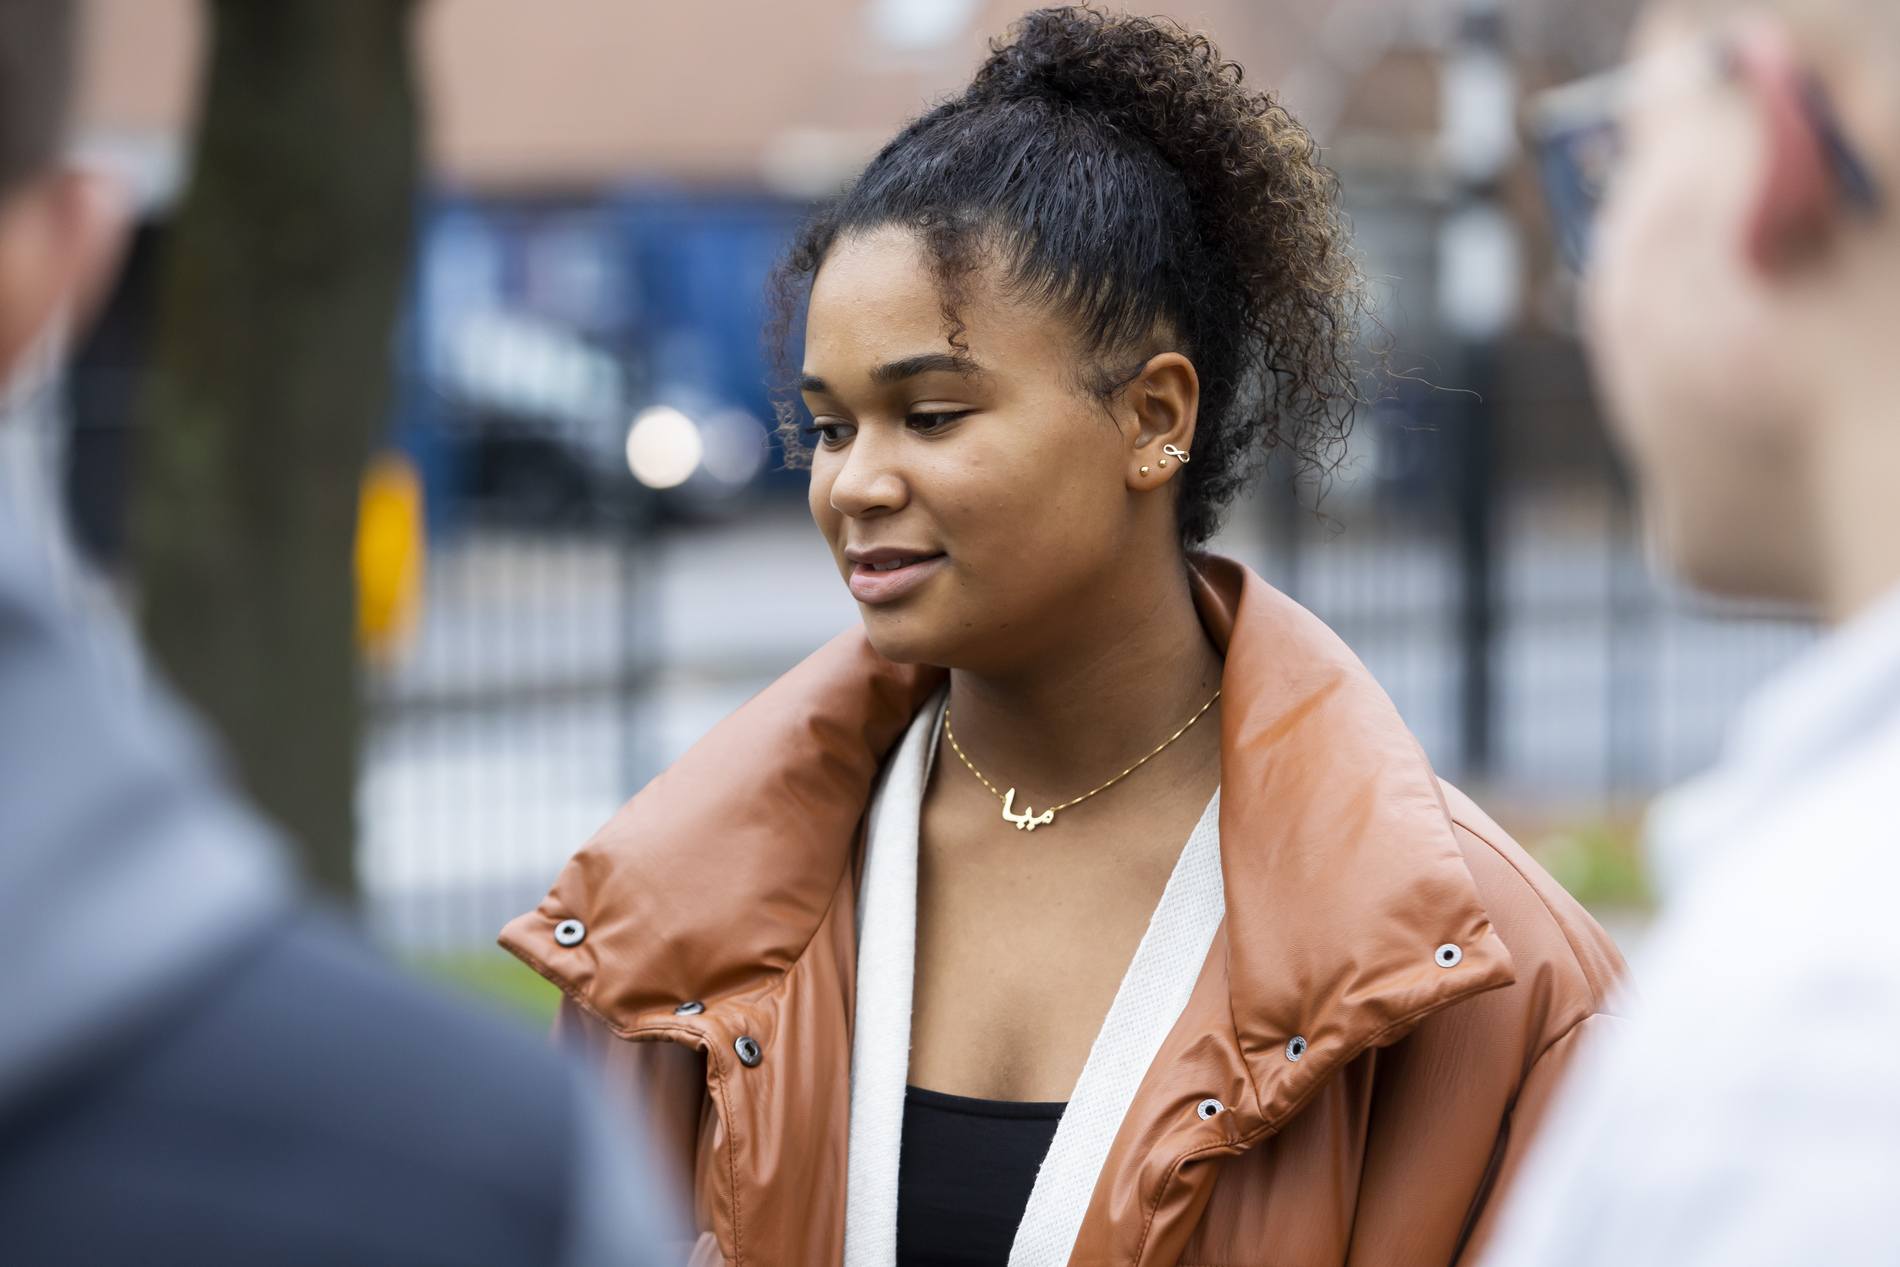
[941,687,1220,836]
[1001,788,1056,832]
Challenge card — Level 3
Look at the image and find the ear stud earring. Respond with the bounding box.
[1140,465,1150,475]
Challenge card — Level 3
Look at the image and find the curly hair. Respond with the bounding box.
[768,5,1367,546]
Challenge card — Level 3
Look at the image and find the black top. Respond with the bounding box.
[897,1084,1068,1266]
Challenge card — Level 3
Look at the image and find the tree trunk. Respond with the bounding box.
[133,0,421,898]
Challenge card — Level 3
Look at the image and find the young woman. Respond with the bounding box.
[503,9,1625,1265]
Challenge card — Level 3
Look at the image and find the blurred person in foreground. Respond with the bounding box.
[0,3,674,1262]
[1484,1,1900,1263]
[503,8,1625,1265]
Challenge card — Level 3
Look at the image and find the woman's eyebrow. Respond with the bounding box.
[871,352,988,385]
[799,352,988,396]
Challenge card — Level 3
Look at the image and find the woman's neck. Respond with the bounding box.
[942,560,1224,799]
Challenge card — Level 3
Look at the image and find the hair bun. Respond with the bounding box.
[967,6,1139,108]
[967,7,1248,188]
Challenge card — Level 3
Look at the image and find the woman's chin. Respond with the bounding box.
[857,607,962,667]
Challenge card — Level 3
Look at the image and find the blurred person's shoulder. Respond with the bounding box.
[1638,583,1900,999]
[1466,717,1900,1264]
[1643,599,1900,976]
[1648,707,1900,999]
[1589,680,1900,1175]
[1489,721,1900,1263]
[0,908,676,1266]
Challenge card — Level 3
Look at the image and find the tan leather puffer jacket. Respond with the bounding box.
[503,555,1627,1266]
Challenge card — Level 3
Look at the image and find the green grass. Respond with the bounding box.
[1526,819,1656,913]
[406,947,564,1026]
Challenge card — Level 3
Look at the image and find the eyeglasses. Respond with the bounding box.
[1525,33,1883,272]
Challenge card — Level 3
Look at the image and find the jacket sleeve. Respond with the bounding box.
[1454,1011,1628,1265]
[1341,804,1630,1267]
[552,998,711,1252]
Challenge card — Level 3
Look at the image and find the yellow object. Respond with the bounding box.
[355,450,426,659]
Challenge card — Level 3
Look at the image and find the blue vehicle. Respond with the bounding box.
[398,189,811,533]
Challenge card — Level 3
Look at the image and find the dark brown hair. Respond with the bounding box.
[769,5,1367,545]
[0,0,75,195]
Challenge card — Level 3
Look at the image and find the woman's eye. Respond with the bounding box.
[799,420,853,447]
[907,410,970,433]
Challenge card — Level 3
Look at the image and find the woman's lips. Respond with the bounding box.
[847,554,947,605]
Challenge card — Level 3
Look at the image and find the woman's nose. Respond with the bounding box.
[827,431,909,519]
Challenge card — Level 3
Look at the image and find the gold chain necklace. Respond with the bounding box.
[941,689,1222,832]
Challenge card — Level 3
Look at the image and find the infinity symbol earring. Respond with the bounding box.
[1162,444,1191,464]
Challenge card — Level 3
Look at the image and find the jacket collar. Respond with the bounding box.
[1187,555,1514,1101]
[502,554,1514,1090]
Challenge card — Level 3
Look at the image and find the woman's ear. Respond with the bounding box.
[1731,24,1840,273]
[0,168,128,383]
[1125,352,1199,486]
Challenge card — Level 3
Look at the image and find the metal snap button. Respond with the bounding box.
[675,1000,705,1016]
[553,918,586,947]
[1435,943,1464,968]
[1285,1035,1308,1062]
[734,1035,763,1067]
[1196,1097,1225,1120]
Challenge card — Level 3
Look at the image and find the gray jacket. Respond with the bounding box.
[0,501,677,1265]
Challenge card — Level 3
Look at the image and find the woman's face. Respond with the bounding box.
[801,226,1166,669]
